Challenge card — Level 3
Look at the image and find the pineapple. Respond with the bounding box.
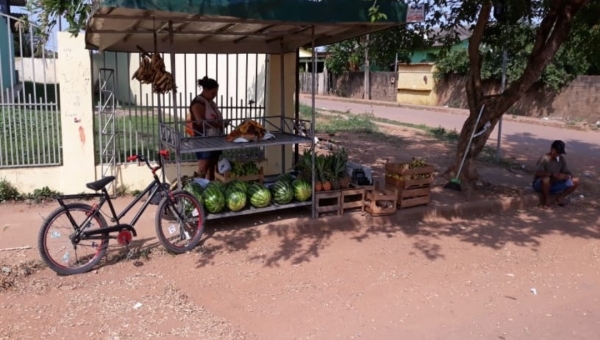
[315,155,325,191]
[320,155,332,191]
[331,150,349,190]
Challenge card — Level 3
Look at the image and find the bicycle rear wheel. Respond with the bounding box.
[155,189,205,254]
[38,203,109,275]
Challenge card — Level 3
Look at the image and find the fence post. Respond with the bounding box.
[56,32,96,194]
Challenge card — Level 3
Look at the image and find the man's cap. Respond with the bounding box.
[551,140,566,155]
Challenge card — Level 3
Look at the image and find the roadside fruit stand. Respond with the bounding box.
[84,0,408,220]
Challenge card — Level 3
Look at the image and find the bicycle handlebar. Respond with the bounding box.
[127,150,170,174]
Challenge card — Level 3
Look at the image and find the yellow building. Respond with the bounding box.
[396,63,438,106]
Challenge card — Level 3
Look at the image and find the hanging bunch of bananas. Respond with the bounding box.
[131,53,176,94]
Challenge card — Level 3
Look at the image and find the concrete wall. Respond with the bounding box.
[436,75,600,124]
[330,71,398,102]
[0,32,295,194]
[14,57,57,84]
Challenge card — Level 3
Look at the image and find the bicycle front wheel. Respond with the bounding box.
[155,189,205,254]
[38,203,109,276]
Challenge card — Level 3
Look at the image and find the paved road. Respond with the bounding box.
[300,96,599,176]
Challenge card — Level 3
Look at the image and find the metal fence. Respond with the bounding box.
[91,51,268,168]
[0,13,62,168]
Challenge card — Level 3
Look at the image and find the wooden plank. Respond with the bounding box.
[316,190,341,217]
[398,195,430,209]
[341,187,365,214]
[400,187,430,198]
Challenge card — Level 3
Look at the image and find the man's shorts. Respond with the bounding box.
[532,178,568,194]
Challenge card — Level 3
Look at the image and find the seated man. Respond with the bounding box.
[532,140,580,208]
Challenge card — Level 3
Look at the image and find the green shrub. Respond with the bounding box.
[0,178,20,202]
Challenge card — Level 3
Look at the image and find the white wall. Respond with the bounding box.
[14,57,57,84]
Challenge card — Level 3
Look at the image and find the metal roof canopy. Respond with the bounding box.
[85,0,407,54]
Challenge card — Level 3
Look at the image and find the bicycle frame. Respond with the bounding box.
[55,151,184,241]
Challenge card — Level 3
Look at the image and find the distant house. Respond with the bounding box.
[409,26,471,63]
[396,26,471,106]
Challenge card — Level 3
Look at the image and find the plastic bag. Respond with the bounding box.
[218,158,231,174]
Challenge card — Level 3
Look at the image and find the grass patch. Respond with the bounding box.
[0,108,62,167]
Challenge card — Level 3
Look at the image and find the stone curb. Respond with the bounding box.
[303,94,597,133]
[290,193,540,233]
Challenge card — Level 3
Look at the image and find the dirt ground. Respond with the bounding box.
[1,121,598,339]
[1,204,599,339]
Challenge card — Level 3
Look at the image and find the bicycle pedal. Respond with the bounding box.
[117,229,133,245]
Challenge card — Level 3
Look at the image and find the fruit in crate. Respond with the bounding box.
[248,184,272,208]
[226,119,267,142]
[230,160,260,177]
[225,187,247,212]
[227,179,248,194]
[203,186,225,214]
[292,179,312,202]
[271,181,294,205]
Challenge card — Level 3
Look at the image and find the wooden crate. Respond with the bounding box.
[364,186,397,217]
[397,187,431,209]
[315,190,341,217]
[215,167,264,184]
[385,162,434,189]
[341,187,366,214]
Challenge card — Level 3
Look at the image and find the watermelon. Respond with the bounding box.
[207,181,226,195]
[271,181,294,205]
[277,173,295,185]
[292,179,312,202]
[183,182,204,215]
[227,179,248,194]
[248,184,271,208]
[184,182,204,204]
[226,188,247,212]
[202,186,225,214]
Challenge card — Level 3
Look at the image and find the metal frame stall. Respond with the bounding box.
[84,0,407,219]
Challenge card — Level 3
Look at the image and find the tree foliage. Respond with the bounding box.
[434,23,591,92]
[325,25,429,75]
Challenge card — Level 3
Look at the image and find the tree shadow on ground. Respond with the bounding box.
[194,199,599,268]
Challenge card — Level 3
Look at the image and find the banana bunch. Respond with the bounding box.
[226,119,267,142]
[131,53,177,94]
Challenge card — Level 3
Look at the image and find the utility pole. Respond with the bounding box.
[364,35,370,100]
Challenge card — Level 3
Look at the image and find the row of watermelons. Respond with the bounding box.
[183,174,312,214]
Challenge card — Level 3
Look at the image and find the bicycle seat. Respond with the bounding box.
[86,176,116,191]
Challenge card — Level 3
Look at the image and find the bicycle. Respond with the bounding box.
[37,150,205,276]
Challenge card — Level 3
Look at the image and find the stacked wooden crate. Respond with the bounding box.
[384,161,434,209]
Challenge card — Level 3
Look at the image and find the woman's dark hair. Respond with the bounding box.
[197,76,219,90]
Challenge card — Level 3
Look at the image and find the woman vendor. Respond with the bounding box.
[187,76,229,180]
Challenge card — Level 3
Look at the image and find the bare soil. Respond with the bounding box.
[1,122,598,339]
